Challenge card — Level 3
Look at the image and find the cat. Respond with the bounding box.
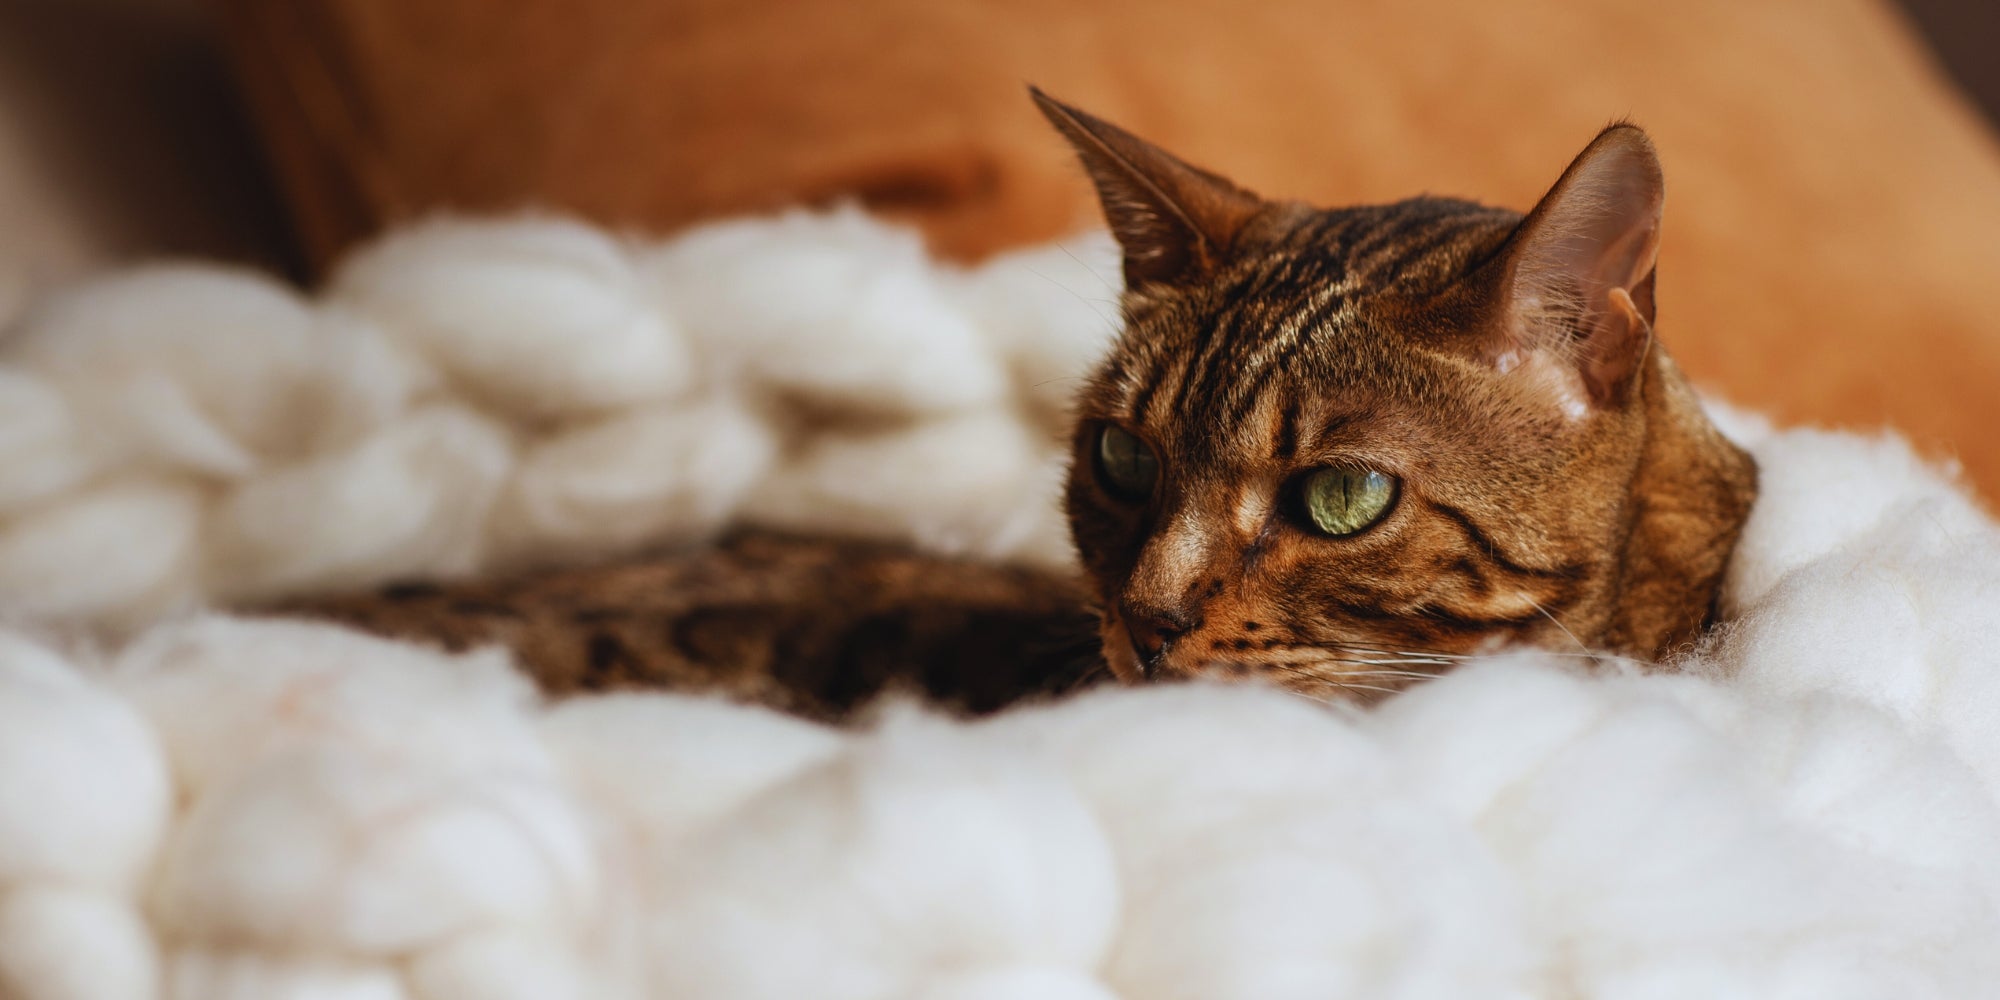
[290,89,1757,713]
[1028,88,1755,699]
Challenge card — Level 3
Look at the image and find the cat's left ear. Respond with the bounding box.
[1493,123,1664,408]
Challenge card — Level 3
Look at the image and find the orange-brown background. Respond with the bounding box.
[5,0,2000,499]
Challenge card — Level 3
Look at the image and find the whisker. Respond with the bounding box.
[1165,620,1648,703]
[1260,653,1453,672]
[1327,656,1457,668]
[1323,680,1406,697]
[1324,642,1608,664]
[1517,590,1591,658]
[1316,666,1445,680]
[1258,661,1437,684]
[1320,641,1477,660]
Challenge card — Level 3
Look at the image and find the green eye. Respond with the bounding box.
[1095,425,1158,500]
[1301,467,1397,537]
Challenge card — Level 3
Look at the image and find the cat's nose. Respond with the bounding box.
[1124,606,1197,676]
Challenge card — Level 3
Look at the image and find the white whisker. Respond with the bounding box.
[1328,681,1405,696]
[1517,589,1592,658]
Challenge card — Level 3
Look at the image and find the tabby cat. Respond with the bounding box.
[292,90,1757,715]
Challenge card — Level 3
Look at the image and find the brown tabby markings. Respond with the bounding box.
[281,91,1756,715]
[1034,89,1757,700]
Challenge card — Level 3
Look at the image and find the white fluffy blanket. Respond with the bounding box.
[2,210,1997,1000]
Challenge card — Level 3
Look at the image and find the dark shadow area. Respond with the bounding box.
[1896,0,2000,127]
[0,0,294,275]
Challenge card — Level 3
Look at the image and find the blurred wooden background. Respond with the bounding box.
[4,0,1994,284]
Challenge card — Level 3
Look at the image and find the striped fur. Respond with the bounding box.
[1039,91,1758,699]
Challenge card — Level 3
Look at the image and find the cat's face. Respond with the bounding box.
[1034,90,1757,698]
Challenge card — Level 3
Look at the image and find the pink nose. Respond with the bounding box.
[1123,606,1196,676]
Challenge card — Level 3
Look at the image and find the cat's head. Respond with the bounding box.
[1033,89,1757,699]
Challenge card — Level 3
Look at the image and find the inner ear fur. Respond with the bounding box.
[1495,123,1666,407]
[1030,86,1266,290]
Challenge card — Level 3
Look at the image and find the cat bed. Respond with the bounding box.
[3,211,1998,999]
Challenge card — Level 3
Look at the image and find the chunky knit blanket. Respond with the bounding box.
[1,211,1995,1000]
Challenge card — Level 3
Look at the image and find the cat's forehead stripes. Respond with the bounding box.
[1207,286,1353,433]
[1105,199,1517,465]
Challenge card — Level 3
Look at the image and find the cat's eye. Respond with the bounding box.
[1301,466,1397,537]
[1095,424,1158,501]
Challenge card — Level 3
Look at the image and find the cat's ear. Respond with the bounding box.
[1030,86,1265,289]
[1494,123,1664,408]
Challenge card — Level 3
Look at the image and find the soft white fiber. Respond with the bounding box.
[642,210,1011,417]
[0,209,1997,998]
[329,218,695,419]
[0,888,156,1000]
[0,209,1116,627]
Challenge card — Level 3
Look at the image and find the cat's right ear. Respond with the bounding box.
[1030,87,1265,290]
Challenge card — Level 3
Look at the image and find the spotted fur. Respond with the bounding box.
[282,531,1101,720]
